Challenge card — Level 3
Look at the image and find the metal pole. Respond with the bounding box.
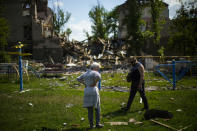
[98,70,101,90]
[98,80,101,90]
[172,60,176,90]
[19,47,23,91]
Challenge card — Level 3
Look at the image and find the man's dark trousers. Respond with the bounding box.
[126,81,149,109]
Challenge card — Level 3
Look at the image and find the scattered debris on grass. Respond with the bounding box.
[150,119,177,131]
[150,119,192,131]
[65,103,74,108]
[121,102,126,108]
[28,102,33,107]
[63,123,67,126]
[105,122,128,125]
[146,86,158,91]
[81,117,85,121]
[134,121,143,125]
[20,89,31,93]
[176,109,182,112]
[170,97,175,101]
[129,118,136,123]
[71,124,80,127]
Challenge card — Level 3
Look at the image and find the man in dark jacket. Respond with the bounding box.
[123,56,149,111]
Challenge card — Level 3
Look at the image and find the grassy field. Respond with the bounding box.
[0,72,197,131]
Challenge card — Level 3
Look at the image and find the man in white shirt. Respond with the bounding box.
[77,62,104,128]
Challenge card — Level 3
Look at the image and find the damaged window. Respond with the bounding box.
[22,2,31,16]
[22,3,31,9]
[22,10,30,16]
[24,25,32,40]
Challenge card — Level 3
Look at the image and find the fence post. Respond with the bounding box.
[172,60,176,90]
[19,47,23,91]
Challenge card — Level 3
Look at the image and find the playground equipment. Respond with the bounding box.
[0,63,29,81]
[155,60,192,90]
[8,42,31,91]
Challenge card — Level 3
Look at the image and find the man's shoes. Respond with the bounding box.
[89,124,94,129]
[96,124,104,128]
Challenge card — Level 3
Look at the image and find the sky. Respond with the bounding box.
[48,0,194,41]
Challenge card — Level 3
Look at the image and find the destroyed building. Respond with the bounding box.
[3,0,63,62]
[117,0,171,55]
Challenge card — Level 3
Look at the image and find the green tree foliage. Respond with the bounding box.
[88,2,119,41]
[150,0,165,45]
[107,7,119,39]
[168,4,197,55]
[0,0,10,62]
[65,28,72,41]
[158,46,165,62]
[125,0,143,55]
[88,2,109,41]
[53,7,71,35]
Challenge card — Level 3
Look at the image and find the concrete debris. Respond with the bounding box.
[146,86,158,91]
[140,98,143,103]
[176,109,182,112]
[129,118,136,123]
[121,102,126,108]
[105,122,128,125]
[28,102,33,107]
[65,103,74,108]
[102,86,129,92]
[134,121,143,125]
[170,98,175,101]
[20,89,31,93]
[63,123,67,126]
[66,63,76,67]
[59,76,67,81]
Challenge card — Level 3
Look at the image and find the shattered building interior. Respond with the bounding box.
[3,0,170,66]
[4,0,63,62]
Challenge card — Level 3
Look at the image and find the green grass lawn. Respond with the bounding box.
[0,72,197,131]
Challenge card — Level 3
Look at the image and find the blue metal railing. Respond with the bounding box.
[155,60,192,90]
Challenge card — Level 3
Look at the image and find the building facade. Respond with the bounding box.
[3,0,63,62]
[117,0,171,55]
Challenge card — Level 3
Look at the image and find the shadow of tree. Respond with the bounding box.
[40,127,89,131]
[63,127,88,131]
[103,109,127,118]
[103,109,143,119]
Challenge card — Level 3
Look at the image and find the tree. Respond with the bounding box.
[124,0,144,56]
[53,7,71,35]
[65,28,72,41]
[107,7,119,39]
[88,2,109,41]
[168,4,197,55]
[0,0,10,62]
[150,0,165,45]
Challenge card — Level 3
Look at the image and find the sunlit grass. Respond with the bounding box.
[0,72,197,131]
